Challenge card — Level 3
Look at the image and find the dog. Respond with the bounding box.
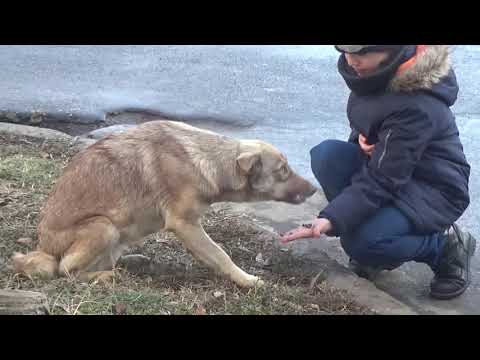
[12,120,317,288]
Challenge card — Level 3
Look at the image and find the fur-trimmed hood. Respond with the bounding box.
[337,45,457,103]
[389,45,453,92]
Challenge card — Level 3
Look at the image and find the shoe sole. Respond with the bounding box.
[430,230,477,300]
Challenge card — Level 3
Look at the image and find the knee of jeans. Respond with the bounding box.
[310,140,340,177]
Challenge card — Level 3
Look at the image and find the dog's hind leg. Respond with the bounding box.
[58,216,121,282]
[171,219,264,288]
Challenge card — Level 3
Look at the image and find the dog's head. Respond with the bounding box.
[237,140,317,204]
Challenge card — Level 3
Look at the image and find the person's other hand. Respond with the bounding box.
[359,134,375,156]
[280,218,332,244]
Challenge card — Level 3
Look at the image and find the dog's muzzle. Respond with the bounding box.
[290,187,317,204]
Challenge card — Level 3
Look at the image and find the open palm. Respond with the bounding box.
[280,218,332,243]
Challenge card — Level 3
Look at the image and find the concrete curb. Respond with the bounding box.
[0,122,73,141]
[0,122,96,151]
[304,251,418,315]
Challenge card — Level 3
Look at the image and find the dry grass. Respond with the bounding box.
[0,131,374,315]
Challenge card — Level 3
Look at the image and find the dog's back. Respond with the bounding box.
[38,120,236,251]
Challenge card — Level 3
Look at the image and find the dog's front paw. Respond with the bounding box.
[237,274,265,288]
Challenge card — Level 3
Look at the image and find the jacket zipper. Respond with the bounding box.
[378,129,392,169]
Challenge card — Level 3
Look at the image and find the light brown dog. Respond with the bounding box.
[12,120,317,288]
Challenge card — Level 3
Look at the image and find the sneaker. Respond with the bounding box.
[430,223,477,300]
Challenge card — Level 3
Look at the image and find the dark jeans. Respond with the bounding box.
[310,140,446,271]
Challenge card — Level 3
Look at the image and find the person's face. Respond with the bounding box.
[345,51,390,77]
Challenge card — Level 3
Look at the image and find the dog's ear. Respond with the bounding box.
[236,152,261,174]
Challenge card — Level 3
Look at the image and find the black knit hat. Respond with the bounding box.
[335,45,404,54]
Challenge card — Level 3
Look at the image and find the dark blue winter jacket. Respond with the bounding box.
[319,46,471,237]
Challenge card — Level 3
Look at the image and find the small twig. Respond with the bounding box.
[73,300,99,315]
[50,289,66,312]
[309,270,325,290]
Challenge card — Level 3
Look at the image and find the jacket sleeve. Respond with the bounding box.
[347,127,359,144]
[319,106,436,237]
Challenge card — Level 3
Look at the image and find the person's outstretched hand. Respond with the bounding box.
[280,218,333,244]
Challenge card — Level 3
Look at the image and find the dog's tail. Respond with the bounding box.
[11,251,58,279]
